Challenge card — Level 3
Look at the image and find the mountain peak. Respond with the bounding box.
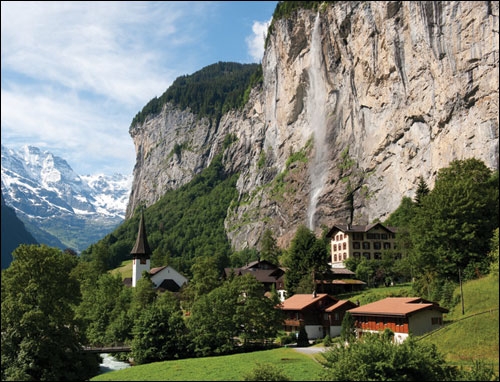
[1,144,133,252]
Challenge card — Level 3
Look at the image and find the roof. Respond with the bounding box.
[155,279,181,293]
[327,222,397,238]
[280,293,335,310]
[324,299,358,312]
[130,211,152,258]
[150,266,167,275]
[348,297,449,317]
[330,267,356,275]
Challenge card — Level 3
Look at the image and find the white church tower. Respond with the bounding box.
[131,210,151,287]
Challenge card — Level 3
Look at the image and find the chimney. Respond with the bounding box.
[312,290,317,298]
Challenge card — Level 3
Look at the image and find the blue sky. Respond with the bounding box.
[1,1,277,176]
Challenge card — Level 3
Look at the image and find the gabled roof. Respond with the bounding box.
[324,299,358,312]
[223,260,285,282]
[150,266,167,275]
[348,297,449,317]
[280,293,336,310]
[156,279,181,293]
[327,222,397,238]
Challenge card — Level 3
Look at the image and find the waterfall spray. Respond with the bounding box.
[306,12,328,231]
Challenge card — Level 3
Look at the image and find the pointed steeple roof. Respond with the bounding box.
[131,210,151,258]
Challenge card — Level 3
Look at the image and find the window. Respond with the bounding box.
[353,252,361,259]
[363,252,371,259]
[363,242,370,249]
[381,233,388,240]
[374,253,381,259]
[333,244,337,251]
[353,233,363,240]
[334,312,339,320]
[383,242,391,249]
[343,242,347,250]
[343,253,347,260]
[431,317,443,325]
[374,242,381,250]
[334,254,337,261]
[353,242,360,249]
[140,258,147,264]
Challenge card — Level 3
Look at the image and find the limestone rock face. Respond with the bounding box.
[127,1,499,250]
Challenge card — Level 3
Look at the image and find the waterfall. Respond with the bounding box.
[306,12,328,231]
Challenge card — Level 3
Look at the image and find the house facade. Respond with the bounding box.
[279,293,358,339]
[224,259,287,301]
[327,223,398,267]
[347,297,449,344]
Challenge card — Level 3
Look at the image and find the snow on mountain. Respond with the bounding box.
[1,144,132,252]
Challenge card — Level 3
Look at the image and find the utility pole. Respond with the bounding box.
[459,267,465,315]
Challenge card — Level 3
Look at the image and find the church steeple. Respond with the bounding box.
[131,210,151,258]
[131,210,151,287]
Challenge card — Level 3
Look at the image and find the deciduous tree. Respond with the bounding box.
[1,244,100,381]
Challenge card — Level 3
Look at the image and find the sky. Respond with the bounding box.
[1,1,278,176]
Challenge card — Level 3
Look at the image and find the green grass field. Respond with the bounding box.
[91,347,325,381]
[91,274,499,381]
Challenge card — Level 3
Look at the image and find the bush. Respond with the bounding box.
[323,334,333,346]
[243,362,290,381]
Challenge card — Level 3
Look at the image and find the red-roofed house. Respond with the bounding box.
[279,292,358,339]
[348,297,449,343]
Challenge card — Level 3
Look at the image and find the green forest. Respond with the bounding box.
[130,61,261,128]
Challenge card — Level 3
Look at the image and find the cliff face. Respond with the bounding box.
[127,1,499,250]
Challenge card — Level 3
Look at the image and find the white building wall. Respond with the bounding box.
[150,266,188,288]
[304,325,324,340]
[132,258,150,287]
[359,329,409,344]
[329,325,342,337]
[408,310,443,336]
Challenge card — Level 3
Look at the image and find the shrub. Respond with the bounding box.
[243,362,290,381]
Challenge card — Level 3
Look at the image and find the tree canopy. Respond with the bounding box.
[130,62,260,127]
[1,244,100,381]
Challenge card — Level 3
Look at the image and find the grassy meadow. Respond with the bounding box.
[110,259,132,279]
[91,347,325,381]
[91,273,499,381]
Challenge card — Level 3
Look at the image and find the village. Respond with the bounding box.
[128,212,449,345]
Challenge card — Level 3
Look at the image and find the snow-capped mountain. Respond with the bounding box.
[1,144,132,253]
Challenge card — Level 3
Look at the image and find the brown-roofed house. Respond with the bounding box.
[347,297,449,343]
[279,292,358,339]
[224,259,286,301]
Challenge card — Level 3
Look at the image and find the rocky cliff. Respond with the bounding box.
[127,1,499,250]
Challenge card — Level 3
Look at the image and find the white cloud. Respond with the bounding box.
[246,18,271,62]
[0,1,276,176]
[0,1,211,175]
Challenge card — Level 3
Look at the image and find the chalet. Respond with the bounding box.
[224,259,286,301]
[347,297,449,344]
[327,223,398,267]
[314,267,366,294]
[123,211,187,293]
[279,292,358,339]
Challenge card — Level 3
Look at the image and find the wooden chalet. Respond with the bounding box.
[348,297,449,343]
[314,267,366,294]
[279,292,358,339]
[224,259,286,301]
